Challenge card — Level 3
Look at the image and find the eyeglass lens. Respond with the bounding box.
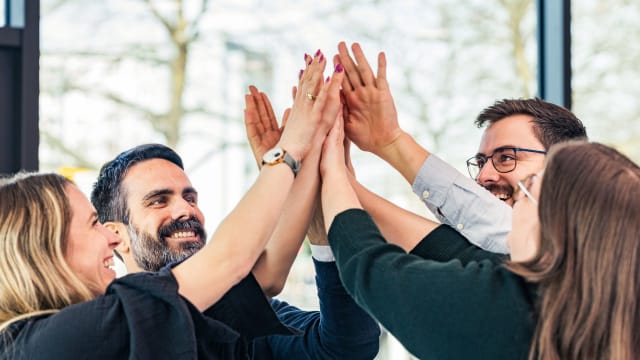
[467,148,517,179]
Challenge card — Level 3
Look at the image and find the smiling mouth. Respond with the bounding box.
[495,192,512,201]
[165,230,198,240]
[103,257,115,270]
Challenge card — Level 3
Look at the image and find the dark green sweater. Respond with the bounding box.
[328,209,536,359]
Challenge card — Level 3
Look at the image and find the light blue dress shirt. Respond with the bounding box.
[412,154,511,254]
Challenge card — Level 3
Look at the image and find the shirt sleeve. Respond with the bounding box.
[310,244,335,262]
[257,259,380,359]
[328,209,533,360]
[412,154,511,254]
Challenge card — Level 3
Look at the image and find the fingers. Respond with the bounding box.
[376,51,388,89]
[247,86,267,134]
[249,85,277,132]
[351,43,375,86]
[313,64,345,133]
[339,90,350,123]
[261,92,278,130]
[327,110,345,145]
[298,50,327,103]
[337,41,361,91]
[281,108,291,129]
[333,54,351,96]
[244,89,265,136]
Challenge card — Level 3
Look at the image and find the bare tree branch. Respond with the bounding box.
[41,131,98,169]
[141,0,176,35]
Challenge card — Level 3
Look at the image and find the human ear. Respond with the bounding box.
[105,222,131,255]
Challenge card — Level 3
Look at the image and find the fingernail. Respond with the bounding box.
[315,49,321,57]
[299,69,304,79]
[304,53,309,62]
[319,54,324,63]
[308,58,313,65]
[335,64,344,73]
[326,76,330,83]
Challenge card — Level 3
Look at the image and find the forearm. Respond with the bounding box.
[376,131,430,185]
[173,164,295,311]
[327,209,524,359]
[351,177,439,252]
[252,147,321,296]
[322,171,362,233]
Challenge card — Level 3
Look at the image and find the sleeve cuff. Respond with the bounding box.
[310,244,335,262]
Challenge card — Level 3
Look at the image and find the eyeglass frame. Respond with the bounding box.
[465,146,547,180]
[514,173,539,205]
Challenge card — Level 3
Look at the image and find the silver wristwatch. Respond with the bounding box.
[261,147,300,176]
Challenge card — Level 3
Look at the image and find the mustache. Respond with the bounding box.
[158,216,206,242]
[483,183,514,196]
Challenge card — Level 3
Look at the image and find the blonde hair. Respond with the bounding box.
[509,142,640,359]
[0,173,95,332]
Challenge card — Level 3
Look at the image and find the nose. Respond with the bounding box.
[476,161,500,186]
[99,223,121,249]
[171,198,197,221]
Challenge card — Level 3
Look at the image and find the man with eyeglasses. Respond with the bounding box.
[336,42,587,254]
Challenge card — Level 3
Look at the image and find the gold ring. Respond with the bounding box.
[306,92,316,101]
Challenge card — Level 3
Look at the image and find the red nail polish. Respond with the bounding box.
[308,58,313,65]
[319,55,324,62]
[326,76,330,83]
[299,69,304,79]
[335,64,344,73]
[315,49,321,57]
[304,53,309,62]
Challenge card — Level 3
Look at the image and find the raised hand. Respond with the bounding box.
[335,41,402,156]
[279,50,345,162]
[244,86,285,168]
[320,112,348,182]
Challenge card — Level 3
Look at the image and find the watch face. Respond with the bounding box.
[263,147,284,163]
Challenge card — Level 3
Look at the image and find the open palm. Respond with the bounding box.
[244,85,288,168]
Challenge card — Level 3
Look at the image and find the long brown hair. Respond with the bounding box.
[510,141,640,359]
[0,173,94,332]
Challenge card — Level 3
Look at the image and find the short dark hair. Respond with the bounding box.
[475,98,588,149]
[91,144,183,224]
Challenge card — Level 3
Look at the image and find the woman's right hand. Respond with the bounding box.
[278,50,345,163]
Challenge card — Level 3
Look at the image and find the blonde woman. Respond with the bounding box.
[0,56,345,359]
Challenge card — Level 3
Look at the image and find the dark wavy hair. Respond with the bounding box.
[509,141,640,359]
[476,98,588,149]
[90,144,183,224]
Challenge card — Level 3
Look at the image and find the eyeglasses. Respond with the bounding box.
[466,147,547,180]
[514,173,538,205]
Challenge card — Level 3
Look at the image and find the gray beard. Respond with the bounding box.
[127,223,205,272]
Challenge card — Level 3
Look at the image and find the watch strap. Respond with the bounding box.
[261,148,300,176]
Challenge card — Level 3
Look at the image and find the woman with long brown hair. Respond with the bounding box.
[508,142,640,359]
[320,109,640,360]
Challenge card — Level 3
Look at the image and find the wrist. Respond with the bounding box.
[275,141,302,163]
[262,146,301,176]
[377,131,430,184]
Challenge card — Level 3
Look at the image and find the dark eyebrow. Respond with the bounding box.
[142,189,174,202]
[183,187,198,197]
[142,187,198,202]
[477,146,518,158]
